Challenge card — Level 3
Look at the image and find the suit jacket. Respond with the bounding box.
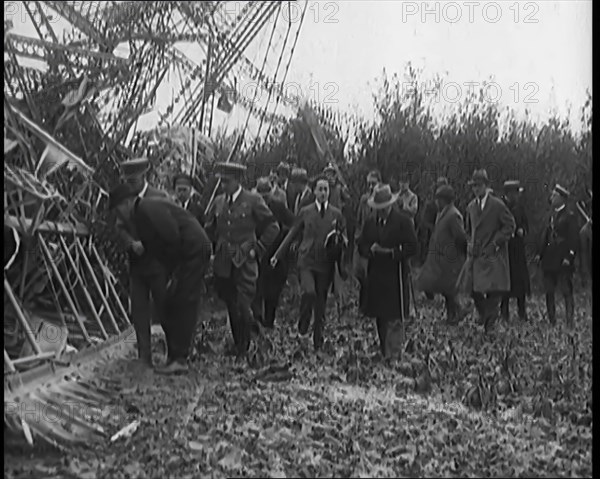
[358,209,417,319]
[275,202,346,273]
[539,206,579,273]
[262,196,295,258]
[208,189,280,278]
[178,197,206,227]
[132,197,212,275]
[465,194,515,293]
[115,184,170,275]
[294,187,315,215]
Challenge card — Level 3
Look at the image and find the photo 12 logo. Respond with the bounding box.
[401,2,540,24]
[223,1,340,24]
[402,80,540,104]
[238,80,340,107]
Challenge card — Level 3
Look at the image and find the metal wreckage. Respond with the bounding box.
[3,0,345,450]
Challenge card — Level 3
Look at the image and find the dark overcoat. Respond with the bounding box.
[358,209,418,319]
[538,206,579,274]
[416,204,467,296]
[503,197,531,297]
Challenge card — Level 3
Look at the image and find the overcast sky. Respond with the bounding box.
[6,1,592,138]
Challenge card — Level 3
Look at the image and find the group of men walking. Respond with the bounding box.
[108,155,588,374]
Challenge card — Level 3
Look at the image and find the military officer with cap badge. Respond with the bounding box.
[206,162,280,358]
[115,157,170,367]
[536,184,579,328]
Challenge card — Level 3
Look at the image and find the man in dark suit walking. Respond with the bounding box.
[109,183,212,374]
[536,184,579,328]
[271,176,347,350]
[205,162,280,359]
[173,173,205,226]
[115,157,170,367]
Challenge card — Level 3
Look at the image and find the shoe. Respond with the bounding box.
[298,318,310,336]
[155,359,189,375]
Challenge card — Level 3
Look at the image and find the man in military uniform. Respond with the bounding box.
[173,173,205,226]
[500,181,531,322]
[536,184,579,328]
[251,177,295,328]
[206,162,280,358]
[115,157,170,367]
[271,176,347,350]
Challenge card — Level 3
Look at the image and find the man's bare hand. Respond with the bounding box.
[370,243,383,254]
[130,241,144,256]
[516,228,524,237]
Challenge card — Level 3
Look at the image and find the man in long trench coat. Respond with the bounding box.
[464,169,516,335]
[500,181,531,322]
[416,184,467,324]
[358,184,417,359]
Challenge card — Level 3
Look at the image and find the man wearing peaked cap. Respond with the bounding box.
[536,183,579,328]
[500,180,531,322]
[114,156,170,369]
[251,177,295,329]
[464,168,516,337]
[416,183,468,325]
[205,162,280,360]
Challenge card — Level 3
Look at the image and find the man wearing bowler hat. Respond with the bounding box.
[464,169,515,336]
[500,180,531,322]
[206,162,280,359]
[251,177,295,328]
[115,157,170,367]
[536,184,579,328]
[108,183,212,374]
[173,173,205,226]
[357,184,418,359]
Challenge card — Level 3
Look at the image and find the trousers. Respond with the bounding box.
[299,267,333,349]
[543,270,574,327]
[500,294,527,320]
[472,291,502,332]
[252,256,289,328]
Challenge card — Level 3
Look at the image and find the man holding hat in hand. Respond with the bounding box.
[464,169,516,336]
[416,183,467,325]
[500,180,531,322]
[536,184,579,328]
[206,162,280,359]
[357,184,418,359]
[109,183,212,374]
[115,157,170,367]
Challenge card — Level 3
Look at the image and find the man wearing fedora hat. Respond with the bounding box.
[115,157,170,367]
[357,184,418,359]
[536,184,579,328]
[464,169,516,335]
[271,176,347,350]
[251,177,295,329]
[173,173,205,226]
[109,183,212,374]
[500,180,531,322]
[206,162,280,359]
[416,184,467,325]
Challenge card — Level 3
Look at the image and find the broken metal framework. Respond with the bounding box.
[4,0,308,448]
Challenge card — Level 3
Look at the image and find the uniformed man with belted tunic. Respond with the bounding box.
[206,162,280,358]
[115,157,170,367]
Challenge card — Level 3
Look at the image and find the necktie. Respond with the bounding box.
[477,198,483,211]
[320,203,325,218]
[228,195,233,208]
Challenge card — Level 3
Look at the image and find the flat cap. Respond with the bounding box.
[108,183,136,210]
[121,157,149,179]
[214,161,247,177]
[173,173,193,187]
[553,184,570,198]
[435,184,455,201]
[290,167,308,181]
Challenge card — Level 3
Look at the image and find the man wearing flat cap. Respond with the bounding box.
[416,184,467,325]
[206,162,280,359]
[173,173,205,226]
[115,157,170,367]
[463,169,516,336]
[500,180,531,322]
[536,184,579,328]
[251,177,295,329]
[357,184,418,359]
[109,183,212,374]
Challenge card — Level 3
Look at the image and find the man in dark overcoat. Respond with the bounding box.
[205,162,280,358]
[114,157,170,366]
[173,173,205,226]
[464,169,516,335]
[271,176,347,350]
[536,184,579,328]
[109,183,212,374]
[415,184,467,324]
[357,184,418,358]
[251,177,295,328]
[500,180,531,322]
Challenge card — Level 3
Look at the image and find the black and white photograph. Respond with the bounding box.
[4,1,592,477]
